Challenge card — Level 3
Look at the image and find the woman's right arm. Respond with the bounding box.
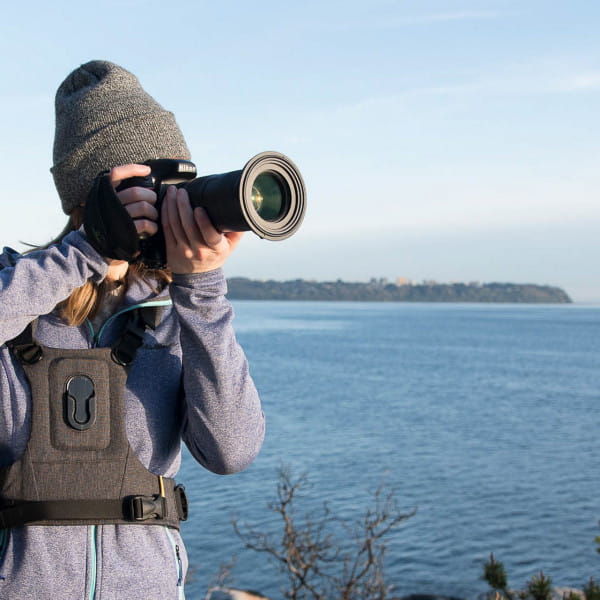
[0,231,108,345]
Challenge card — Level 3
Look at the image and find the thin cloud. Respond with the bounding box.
[398,11,508,24]
[322,8,508,32]
[563,71,600,91]
[394,66,600,99]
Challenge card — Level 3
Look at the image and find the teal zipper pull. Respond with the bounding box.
[85,319,97,348]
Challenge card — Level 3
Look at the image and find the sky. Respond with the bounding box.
[1,1,599,302]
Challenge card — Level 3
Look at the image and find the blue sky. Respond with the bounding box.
[1,1,599,301]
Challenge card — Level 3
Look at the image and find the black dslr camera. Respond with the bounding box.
[85,152,306,269]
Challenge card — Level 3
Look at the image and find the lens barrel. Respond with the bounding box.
[182,152,306,240]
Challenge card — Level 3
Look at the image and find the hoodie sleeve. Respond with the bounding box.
[0,231,108,345]
[169,268,265,475]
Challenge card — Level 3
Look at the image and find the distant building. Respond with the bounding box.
[396,277,413,286]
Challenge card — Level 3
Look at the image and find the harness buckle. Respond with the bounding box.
[17,343,43,365]
[126,495,165,521]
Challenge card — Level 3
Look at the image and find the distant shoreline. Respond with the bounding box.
[226,278,572,304]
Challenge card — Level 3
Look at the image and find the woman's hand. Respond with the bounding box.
[162,185,243,274]
[109,164,159,238]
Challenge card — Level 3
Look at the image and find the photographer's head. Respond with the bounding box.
[51,60,190,215]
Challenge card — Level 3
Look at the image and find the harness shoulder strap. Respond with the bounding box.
[0,246,20,269]
[6,320,42,364]
[0,249,42,362]
[111,304,166,366]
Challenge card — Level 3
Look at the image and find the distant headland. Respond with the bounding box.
[226,278,572,304]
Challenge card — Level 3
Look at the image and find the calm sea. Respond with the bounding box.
[179,301,600,599]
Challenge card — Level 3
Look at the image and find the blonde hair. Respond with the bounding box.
[30,207,171,327]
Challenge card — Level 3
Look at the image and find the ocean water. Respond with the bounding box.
[179,301,600,599]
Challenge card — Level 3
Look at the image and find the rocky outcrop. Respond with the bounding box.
[207,588,271,600]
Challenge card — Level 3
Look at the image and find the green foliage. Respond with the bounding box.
[583,577,600,600]
[483,553,508,590]
[526,571,553,600]
[482,550,600,600]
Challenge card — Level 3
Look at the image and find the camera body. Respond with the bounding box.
[116,159,197,269]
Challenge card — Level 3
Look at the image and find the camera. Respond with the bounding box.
[117,152,306,269]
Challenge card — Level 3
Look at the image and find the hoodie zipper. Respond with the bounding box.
[0,528,9,575]
[84,298,173,598]
[88,527,183,600]
[88,525,98,600]
[164,527,184,598]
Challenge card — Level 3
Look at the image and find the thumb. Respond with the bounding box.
[224,231,244,251]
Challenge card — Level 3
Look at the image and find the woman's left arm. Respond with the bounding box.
[170,271,265,474]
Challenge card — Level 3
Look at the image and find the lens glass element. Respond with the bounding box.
[251,173,284,221]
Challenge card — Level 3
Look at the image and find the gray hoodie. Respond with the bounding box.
[0,230,265,599]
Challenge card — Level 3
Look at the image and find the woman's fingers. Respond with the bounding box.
[163,187,190,247]
[117,185,156,207]
[192,207,223,248]
[162,186,243,273]
[109,164,158,236]
[162,186,177,248]
[109,163,151,188]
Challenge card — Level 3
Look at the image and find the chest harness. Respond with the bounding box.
[0,304,188,530]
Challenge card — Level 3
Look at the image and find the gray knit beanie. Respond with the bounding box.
[51,60,191,215]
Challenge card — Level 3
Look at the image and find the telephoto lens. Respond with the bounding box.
[183,151,306,240]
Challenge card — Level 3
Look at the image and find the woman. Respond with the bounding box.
[0,60,265,599]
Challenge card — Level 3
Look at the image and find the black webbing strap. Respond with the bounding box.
[6,321,42,364]
[2,255,42,362]
[0,499,128,528]
[111,305,164,366]
[0,485,188,529]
